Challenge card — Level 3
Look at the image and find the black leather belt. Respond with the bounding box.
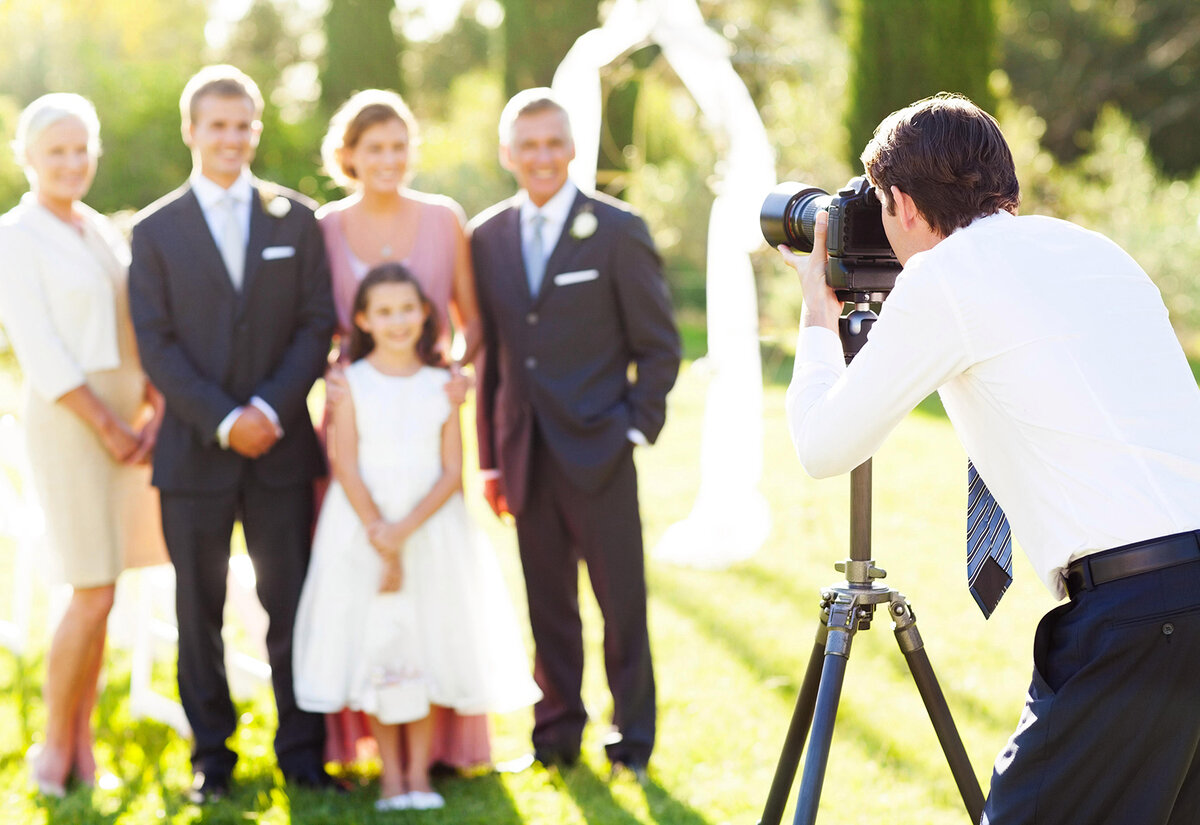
[1065,530,1200,598]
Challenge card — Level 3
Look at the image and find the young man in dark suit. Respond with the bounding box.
[128,65,336,803]
[470,88,681,779]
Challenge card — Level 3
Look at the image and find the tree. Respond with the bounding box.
[502,0,599,95]
[320,0,405,113]
[1002,0,1200,176]
[844,0,996,166]
[0,0,210,212]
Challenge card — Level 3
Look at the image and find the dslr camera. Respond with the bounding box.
[760,176,902,299]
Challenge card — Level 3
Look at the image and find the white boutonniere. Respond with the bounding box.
[569,208,597,240]
[264,194,292,218]
[259,186,292,219]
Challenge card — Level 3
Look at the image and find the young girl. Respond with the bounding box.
[293,264,540,811]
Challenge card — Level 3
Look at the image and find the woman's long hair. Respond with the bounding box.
[347,263,444,366]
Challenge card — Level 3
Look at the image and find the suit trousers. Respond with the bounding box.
[515,433,656,763]
[981,559,1200,824]
[161,474,325,777]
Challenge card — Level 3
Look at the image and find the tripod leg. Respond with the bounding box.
[793,605,857,825]
[759,618,829,825]
[891,599,985,823]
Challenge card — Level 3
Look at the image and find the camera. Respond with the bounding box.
[760,176,902,299]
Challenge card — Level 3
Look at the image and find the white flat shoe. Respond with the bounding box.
[26,744,66,798]
[408,790,445,810]
[374,792,412,811]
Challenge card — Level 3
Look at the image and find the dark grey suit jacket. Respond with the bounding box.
[129,181,335,493]
[470,188,680,515]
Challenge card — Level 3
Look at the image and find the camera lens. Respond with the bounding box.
[760,183,831,252]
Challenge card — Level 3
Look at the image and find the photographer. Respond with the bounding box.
[778,93,1200,824]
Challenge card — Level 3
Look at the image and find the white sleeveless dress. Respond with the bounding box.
[293,361,541,723]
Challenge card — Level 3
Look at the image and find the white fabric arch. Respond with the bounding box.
[553,0,775,567]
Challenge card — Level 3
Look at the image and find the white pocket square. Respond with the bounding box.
[554,269,599,286]
[262,245,296,260]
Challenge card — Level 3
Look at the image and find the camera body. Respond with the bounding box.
[760,176,902,299]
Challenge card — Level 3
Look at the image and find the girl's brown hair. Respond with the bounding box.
[348,263,444,366]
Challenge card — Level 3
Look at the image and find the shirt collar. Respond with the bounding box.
[190,169,254,212]
[519,180,578,228]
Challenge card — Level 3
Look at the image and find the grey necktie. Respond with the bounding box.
[216,192,245,290]
[525,211,546,295]
[967,459,1013,618]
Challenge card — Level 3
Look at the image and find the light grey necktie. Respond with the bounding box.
[216,192,245,290]
[525,211,546,295]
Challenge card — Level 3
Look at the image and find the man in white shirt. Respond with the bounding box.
[128,65,336,803]
[780,93,1200,824]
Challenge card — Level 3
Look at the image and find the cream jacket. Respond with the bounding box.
[0,193,125,401]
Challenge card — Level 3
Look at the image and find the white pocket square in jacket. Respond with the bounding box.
[262,245,296,260]
[554,269,599,286]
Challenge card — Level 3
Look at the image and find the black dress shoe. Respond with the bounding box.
[187,770,231,805]
[534,747,580,769]
[496,748,579,773]
[283,768,349,793]
[608,758,649,784]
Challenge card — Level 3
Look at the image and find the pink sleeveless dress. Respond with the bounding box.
[317,194,491,769]
[320,193,460,352]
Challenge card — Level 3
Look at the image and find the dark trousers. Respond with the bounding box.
[982,559,1200,824]
[515,436,656,763]
[161,476,325,777]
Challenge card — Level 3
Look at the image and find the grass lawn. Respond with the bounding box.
[2,354,1066,824]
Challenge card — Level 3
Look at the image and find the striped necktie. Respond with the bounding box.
[967,460,1013,618]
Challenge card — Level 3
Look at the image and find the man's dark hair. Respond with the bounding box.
[862,93,1020,237]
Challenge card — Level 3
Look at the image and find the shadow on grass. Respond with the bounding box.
[562,763,711,825]
[649,564,1003,803]
[648,567,813,697]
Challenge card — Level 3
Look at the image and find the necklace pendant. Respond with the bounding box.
[381,244,393,257]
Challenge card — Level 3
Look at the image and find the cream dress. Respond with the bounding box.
[0,195,166,587]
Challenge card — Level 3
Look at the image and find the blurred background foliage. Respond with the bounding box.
[1,0,1199,354]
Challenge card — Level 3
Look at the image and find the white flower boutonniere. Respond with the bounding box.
[570,209,598,240]
[264,194,292,219]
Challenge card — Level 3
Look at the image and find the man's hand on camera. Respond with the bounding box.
[778,209,842,334]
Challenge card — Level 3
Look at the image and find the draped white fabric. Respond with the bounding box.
[553,0,775,567]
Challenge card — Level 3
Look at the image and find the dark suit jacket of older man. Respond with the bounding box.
[471,188,679,512]
[471,186,680,765]
[129,180,335,781]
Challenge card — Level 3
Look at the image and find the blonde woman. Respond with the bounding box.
[0,93,166,796]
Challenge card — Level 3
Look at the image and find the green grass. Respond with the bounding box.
[2,355,1064,824]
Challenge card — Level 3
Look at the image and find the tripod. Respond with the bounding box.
[758,306,985,825]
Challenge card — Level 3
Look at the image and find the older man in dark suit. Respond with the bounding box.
[470,88,680,778]
[128,65,336,803]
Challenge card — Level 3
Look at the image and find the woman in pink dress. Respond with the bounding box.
[315,89,487,771]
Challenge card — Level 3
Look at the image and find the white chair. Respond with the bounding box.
[0,413,54,656]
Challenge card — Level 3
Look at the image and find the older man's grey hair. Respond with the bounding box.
[498,88,573,147]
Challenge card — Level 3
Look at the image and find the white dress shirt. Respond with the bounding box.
[518,179,576,267]
[787,211,1200,597]
[0,194,125,401]
[190,169,253,258]
[190,171,283,447]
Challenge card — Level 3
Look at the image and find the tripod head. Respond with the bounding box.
[837,293,883,364]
